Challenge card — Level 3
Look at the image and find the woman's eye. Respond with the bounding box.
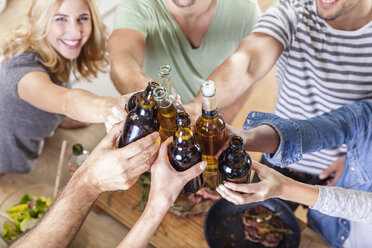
[78,16,90,22]
[56,17,67,22]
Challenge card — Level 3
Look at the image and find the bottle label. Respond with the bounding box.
[202,95,217,112]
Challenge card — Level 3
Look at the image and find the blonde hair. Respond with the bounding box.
[0,0,108,83]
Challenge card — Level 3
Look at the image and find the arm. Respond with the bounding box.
[11,123,161,248]
[185,33,283,120]
[108,29,151,94]
[18,71,132,130]
[118,138,206,248]
[217,161,372,224]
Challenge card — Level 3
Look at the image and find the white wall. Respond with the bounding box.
[71,0,121,97]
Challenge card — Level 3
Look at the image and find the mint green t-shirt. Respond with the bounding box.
[114,0,261,103]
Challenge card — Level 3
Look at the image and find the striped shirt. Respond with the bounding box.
[253,0,372,174]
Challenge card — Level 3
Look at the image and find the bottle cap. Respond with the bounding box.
[229,136,244,151]
[72,144,84,156]
[176,112,190,127]
[201,80,216,97]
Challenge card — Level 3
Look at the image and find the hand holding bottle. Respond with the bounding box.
[216,160,288,205]
[148,138,207,209]
[74,122,161,194]
[101,93,133,132]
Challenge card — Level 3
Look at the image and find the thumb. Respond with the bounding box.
[179,161,207,182]
[101,121,125,148]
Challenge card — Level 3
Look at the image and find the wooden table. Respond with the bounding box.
[95,184,208,248]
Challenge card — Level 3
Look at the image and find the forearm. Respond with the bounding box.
[312,186,372,223]
[242,124,280,154]
[11,172,100,248]
[110,53,151,94]
[118,201,168,248]
[279,178,319,207]
[62,88,110,123]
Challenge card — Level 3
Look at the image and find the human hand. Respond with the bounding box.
[318,154,345,186]
[148,138,207,209]
[216,161,289,205]
[76,122,161,194]
[183,100,201,129]
[216,124,248,158]
[101,92,134,132]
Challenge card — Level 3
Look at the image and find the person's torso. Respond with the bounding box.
[254,0,372,174]
[115,0,261,102]
[0,52,65,173]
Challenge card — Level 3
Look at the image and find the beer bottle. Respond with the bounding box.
[158,64,177,102]
[196,80,226,175]
[168,112,203,194]
[153,86,178,140]
[119,85,160,147]
[125,81,159,113]
[217,136,252,185]
[158,64,185,112]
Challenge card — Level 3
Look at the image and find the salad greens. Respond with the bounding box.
[2,194,53,242]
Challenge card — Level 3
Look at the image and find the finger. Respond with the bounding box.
[179,161,207,183]
[120,132,160,159]
[127,161,152,180]
[217,185,255,205]
[223,181,261,194]
[100,121,125,147]
[127,141,160,167]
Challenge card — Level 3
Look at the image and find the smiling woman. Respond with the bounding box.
[0,0,128,175]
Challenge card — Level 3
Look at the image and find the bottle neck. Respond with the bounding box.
[201,94,218,117]
[174,127,195,148]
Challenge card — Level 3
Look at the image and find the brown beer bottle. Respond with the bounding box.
[153,86,178,140]
[217,136,252,185]
[119,85,160,147]
[196,80,226,175]
[125,81,159,113]
[168,112,203,194]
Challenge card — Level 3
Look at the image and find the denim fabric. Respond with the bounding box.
[243,101,372,248]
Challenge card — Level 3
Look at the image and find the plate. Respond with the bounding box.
[204,198,301,248]
[0,184,53,244]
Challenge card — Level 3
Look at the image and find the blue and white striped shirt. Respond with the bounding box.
[253,0,372,174]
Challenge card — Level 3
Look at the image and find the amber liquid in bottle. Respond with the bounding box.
[153,86,178,140]
[125,81,160,113]
[217,136,252,185]
[119,86,160,147]
[196,81,226,176]
[168,112,203,194]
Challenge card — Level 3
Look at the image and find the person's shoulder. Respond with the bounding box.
[3,52,42,69]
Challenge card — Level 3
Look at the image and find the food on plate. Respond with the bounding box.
[2,194,53,242]
[242,205,292,247]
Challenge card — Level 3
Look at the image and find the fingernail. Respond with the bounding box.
[318,173,325,179]
[199,162,207,170]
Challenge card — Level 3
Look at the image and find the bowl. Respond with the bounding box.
[0,184,54,244]
[204,198,301,248]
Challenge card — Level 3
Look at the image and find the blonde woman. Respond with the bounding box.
[0,0,140,174]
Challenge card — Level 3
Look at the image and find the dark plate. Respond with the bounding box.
[204,198,300,248]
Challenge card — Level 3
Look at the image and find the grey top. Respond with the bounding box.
[312,186,372,223]
[0,52,65,174]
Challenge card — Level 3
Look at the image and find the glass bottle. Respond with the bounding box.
[168,112,203,194]
[119,85,160,147]
[67,144,89,175]
[125,81,160,113]
[158,64,177,102]
[217,136,252,185]
[196,80,226,175]
[153,86,178,140]
[158,64,185,112]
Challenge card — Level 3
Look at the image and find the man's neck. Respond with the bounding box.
[326,0,372,30]
[166,0,217,48]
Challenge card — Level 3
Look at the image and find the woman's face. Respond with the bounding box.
[46,0,92,60]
